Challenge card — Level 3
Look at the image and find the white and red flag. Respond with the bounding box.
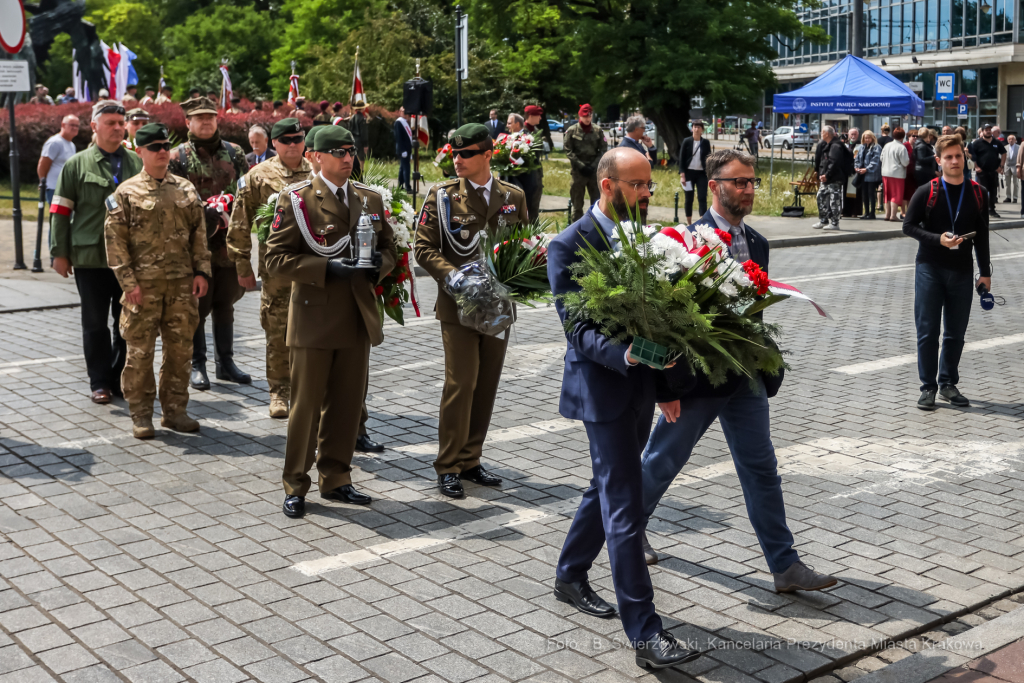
[350,49,365,107]
[219,64,232,109]
[287,74,300,104]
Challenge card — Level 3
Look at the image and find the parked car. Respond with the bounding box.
[547,119,564,132]
[763,126,818,150]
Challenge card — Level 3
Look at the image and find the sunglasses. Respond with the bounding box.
[97,105,126,116]
[277,134,305,146]
[453,148,487,159]
[324,147,357,158]
[143,142,171,152]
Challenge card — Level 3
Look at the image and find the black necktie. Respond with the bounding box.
[336,187,346,207]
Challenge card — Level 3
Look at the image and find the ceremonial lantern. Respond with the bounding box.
[356,214,376,267]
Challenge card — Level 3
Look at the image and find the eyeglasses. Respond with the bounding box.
[452,148,487,159]
[713,177,761,190]
[608,177,657,193]
[277,134,305,146]
[324,147,357,158]
[96,105,126,117]
[143,142,171,152]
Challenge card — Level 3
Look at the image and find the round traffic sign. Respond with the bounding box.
[958,93,968,105]
[0,0,26,55]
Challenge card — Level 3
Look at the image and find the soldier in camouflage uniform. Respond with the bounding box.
[103,124,212,439]
[168,97,252,391]
[563,104,608,221]
[227,118,311,418]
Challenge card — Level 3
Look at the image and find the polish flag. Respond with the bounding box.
[219,64,232,109]
[351,52,365,107]
[287,74,300,104]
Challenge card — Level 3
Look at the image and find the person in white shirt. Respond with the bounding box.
[37,115,79,204]
[1003,134,1019,203]
[880,127,911,221]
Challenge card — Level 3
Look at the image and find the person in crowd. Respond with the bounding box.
[229,119,311,419]
[226,96,244,115]
[619,114,656,168]
[394,106,414,192]
[506,113,524,134]
[812,126,846,231]
[565,104,608,221]
[913,127,939,189]
[967,123,1006,218]
[123,109,150,151]
[168,97,251,391]
[954,126,968,146]
[155,85,173,104]
[881,127,910,222]
[50,100,143,404]
[414,124,529,499]
[265,126,396,518]
[246,125,276,166]
[38,115,79,204]
[57,87,77,105]
[854,130,882,220]
[523,105,552,221]
[903,135,991,411]
[313,100,332,124]
[640,148,839,599]
[332,102,344,117]
[744,121,759,157]
[103,123,211,439]
[993,125,1005,144]
[843,128,863,217]
[121,84,138,106]
[546,147,701,671]
[350,101,369,161]
[486,109,505,138]
[678,120,712,224]
[29,84,54,105]
[942,125,954,136]
[139,86,155,106]
[878,123,893,148]
[1004,134,1019,204]
[902,129,919,219]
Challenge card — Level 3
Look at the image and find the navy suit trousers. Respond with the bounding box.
[556,389,663,646]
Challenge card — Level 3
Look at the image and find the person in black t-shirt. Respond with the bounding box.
[903,135,992,411]
[967,123,1006,217]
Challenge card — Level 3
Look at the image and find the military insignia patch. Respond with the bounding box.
[454,135,464,147]
[500,205,516,214]
[237,175,246,191]
[368,213,381,221]
[271,206,285,231]
[452,215,477,224]
[104,195,118,212]
[419,210,428,226]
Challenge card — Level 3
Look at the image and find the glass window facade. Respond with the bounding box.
[770,0,1016,65]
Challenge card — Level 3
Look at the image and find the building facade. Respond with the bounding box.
[768,0,1019,136]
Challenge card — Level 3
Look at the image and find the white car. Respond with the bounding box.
[764,126,818,150]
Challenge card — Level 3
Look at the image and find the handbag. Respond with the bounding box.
[851,172,864,189]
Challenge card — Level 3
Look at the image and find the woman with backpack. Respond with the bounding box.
[854,130,883,219]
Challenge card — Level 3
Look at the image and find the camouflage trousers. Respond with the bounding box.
[119,277,199,420]
[258,243,290,400]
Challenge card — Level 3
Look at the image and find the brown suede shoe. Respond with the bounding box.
[161,414,200,433]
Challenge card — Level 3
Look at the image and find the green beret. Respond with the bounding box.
[314,125,355,152]
[271,117,303,140]
[304,125,322,149]
[450,123,490,148]
[135,123,169,147]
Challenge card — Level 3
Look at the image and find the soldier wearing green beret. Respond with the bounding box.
[168,96,252,392]
[227,118,311,418]
[266,125,398,519]
[303,125,323,175]
[414,122,530,499]
[103,123,212,438]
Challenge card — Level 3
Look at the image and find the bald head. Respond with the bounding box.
[597,147,652,223]
[597,147,648,183]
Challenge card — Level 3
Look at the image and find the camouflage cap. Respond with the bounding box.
[182,96,218,117]
[135,123,170,147]
[450,123,490,148]
[271,117,302,140]
[126,108,150,122]
[314,125,355,152]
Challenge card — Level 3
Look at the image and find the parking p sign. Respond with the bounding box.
[936,73,955,101]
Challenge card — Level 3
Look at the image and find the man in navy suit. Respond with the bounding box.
[548,147,701,671]
[639,149,838,595]
[393,107,414,192]
[486,109,506,139]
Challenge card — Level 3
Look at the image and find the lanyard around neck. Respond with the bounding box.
[941,178,965,232]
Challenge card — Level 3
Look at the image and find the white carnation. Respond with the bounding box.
[693,223,721,247]
[719,281,740,298]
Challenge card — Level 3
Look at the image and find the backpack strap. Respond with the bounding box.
[924,177,941,219]
[221,139,238,165]
[970,179,985,209]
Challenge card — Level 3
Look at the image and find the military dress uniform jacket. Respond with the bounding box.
[103,172,212,292]
[227,155,313,279]
[50,146,144,269]
[414,176,529,324]
[563,124,608,172]
[264,175,397,349]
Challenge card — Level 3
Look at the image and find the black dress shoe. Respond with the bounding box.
[940,384,970,407]
[438,473,464,498]
[190,364,211,391]
[553,578,615,618]
[635,630,702,670]
[322,484,372,505]
[461,464,502,486]
[283,495,305,518]
[355,435,385,453]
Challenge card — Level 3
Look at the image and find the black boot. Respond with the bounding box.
[190,324,211,390]
[213,322,251,384]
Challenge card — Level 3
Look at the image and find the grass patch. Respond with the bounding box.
[0,180,43,220]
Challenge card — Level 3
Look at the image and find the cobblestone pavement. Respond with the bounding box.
[2,231,1024,683]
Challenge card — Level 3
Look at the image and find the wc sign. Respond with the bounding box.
[936,73,955,101]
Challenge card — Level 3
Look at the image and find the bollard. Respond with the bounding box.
[567,199,572,225]
[31,182,45,272]
[674,191,679,224]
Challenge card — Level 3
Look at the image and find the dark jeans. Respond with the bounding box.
[914,262,973,391]
[398,155,411,189]
[683,169,708,219]
[976,169,999,212]
[862,180,879,215]
[74,267,127,392]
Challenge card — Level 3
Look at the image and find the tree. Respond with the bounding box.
[162,5,284,99]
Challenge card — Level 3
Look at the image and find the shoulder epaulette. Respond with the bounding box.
[283,179,312,193]
[352,181,378,193]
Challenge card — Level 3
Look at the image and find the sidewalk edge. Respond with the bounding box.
[0,302,80,315]
[768,220,1024,249]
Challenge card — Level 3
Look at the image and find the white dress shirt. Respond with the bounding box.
[319,174,348,207]
[468,175,495,205]
[710,207,750,262]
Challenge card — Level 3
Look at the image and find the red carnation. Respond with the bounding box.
[714,228,733,246]
[374,285,384,296]
[396,273,406,283]
[401,252,409,265]
[390,297,401,307]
